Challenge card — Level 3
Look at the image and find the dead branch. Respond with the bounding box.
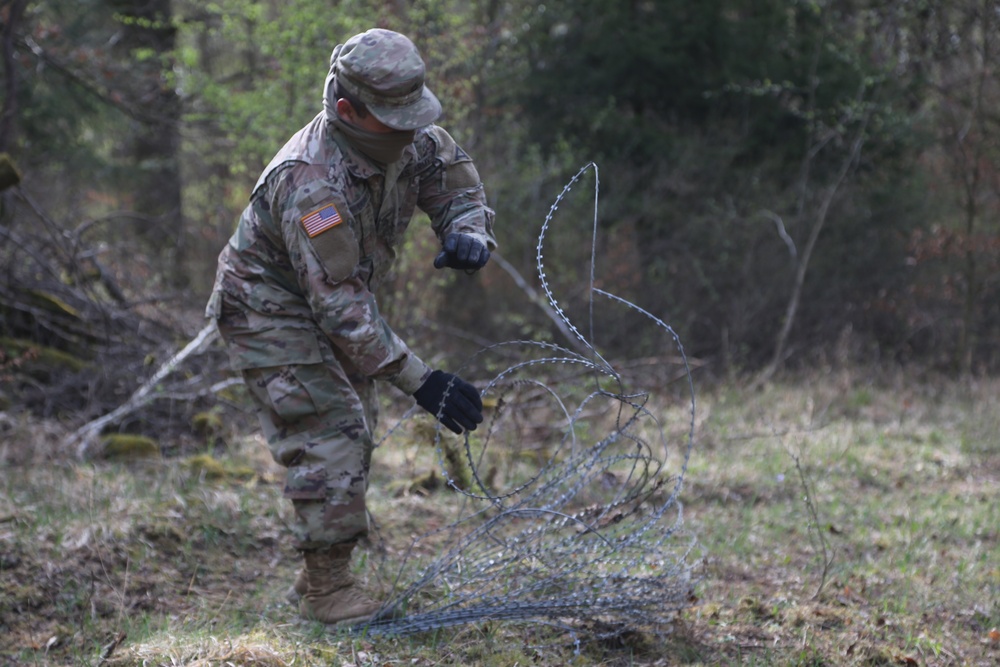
[2,182,232,444]
[755,92,873,387]
[68,322,220,459]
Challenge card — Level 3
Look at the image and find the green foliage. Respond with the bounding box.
[177,0,376,178]
[497,0,936,366]
[7,0,1000,379]
[11,1,120,173]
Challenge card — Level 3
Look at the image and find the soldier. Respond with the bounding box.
[205,28,497,626]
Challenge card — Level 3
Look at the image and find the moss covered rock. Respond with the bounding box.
[185,454,255,482]
[100,434,160,460]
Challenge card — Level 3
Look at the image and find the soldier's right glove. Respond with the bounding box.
[433,233,491,271]
[413,370,484,434]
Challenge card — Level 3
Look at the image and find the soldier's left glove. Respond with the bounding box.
[413,370,484,434]
[433,233,491,271]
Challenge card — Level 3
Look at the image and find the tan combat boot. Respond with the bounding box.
[285,569,307,604]
[298,542,383,626]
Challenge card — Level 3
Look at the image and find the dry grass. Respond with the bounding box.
[0,368,997,666]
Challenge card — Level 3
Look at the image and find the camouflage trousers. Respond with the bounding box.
[234,332,379,550]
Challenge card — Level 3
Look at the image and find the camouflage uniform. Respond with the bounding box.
[206,38,496,549]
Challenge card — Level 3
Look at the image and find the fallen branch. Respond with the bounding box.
[68,322,220,459]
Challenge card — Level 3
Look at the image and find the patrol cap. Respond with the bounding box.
[333,29,442,131]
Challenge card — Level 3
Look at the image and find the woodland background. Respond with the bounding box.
[1,0,999,441]
[1,3,999,666]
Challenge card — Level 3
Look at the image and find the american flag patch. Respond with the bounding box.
[301,204,342,237]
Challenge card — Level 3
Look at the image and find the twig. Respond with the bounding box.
[97,632,126,665]
[791,450,833,599]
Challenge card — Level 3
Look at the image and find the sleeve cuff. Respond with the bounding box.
[392,353,433,395]
[443,208,497,251]
[463,229,497,252]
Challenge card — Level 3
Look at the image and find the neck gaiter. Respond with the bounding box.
[331,117,415,165]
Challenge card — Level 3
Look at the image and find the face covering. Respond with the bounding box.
[331,117,415,165]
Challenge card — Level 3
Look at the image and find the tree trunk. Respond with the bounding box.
[107,0,185,285]
[0,0,29,152]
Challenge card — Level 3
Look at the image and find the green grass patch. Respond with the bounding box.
[0,370,997,665]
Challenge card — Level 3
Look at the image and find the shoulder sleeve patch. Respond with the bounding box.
[305,211,359,284]
[301,203,343,237]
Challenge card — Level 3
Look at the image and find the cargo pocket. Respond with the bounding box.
[248,360,344,425]
[283,462,328,500]
[242,360,343,499]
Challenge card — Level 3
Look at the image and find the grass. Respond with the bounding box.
[0,368,997,665]
[682,369,999,666]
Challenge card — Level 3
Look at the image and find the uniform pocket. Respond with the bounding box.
[283,462,328,500]
[244,361,341,425]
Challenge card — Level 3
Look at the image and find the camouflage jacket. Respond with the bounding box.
[206,113,497,395]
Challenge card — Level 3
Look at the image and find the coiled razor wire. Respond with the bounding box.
[359,163,698,642]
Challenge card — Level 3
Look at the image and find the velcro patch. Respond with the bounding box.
[301,204,342,237]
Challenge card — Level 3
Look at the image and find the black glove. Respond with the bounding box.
[413,370,484,434]
[433,233,491,271]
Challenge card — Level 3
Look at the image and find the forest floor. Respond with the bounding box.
[1,367,998,666]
